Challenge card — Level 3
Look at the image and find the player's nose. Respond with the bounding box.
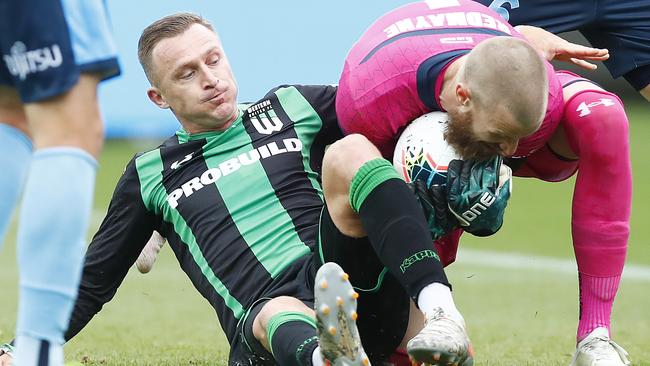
[499,140,518,156]
[200,66,219,89]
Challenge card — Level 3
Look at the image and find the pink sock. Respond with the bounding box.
[562,90,631,341]
[577,274,621,339]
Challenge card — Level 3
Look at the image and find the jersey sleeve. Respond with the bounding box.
[294,84,341,142]
[297,84,345,176]
[271,84,343,144]
[65,155,161,341]
[265,84,343,174]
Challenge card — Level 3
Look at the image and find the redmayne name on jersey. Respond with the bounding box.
[383,11,512,39]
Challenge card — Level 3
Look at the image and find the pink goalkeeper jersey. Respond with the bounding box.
[336,0,564,158]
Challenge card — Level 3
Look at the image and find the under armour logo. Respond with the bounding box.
[576,98,615,117]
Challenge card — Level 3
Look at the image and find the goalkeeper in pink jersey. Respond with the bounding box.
[337,1,632,365]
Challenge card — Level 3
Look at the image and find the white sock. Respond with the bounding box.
[311,345,324,366]
[15,335,64,366]
[417,283,464,323]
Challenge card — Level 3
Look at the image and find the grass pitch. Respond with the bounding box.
[0,104,648,365]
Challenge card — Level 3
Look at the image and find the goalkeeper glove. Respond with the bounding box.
[409,180,459,240]
[446,156,512,236]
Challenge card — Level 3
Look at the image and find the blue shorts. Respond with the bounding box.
[474,0,650,90]
[0,0,120,103]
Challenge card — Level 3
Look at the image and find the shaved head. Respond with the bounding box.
[462,37,548,135]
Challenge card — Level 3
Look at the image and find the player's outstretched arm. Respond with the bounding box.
[515,25,610,70]
[65,156,160,340]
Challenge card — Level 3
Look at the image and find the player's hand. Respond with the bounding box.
[0,354,11,366]
[515,25,609,70]
[409,180,459,240]
[135,231,166,274]
[446,156,512,237]
[0,343,14,366]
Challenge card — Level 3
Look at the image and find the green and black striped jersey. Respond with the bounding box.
[66,85,342,344]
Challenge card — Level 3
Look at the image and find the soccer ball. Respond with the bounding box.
[393,111,460,187]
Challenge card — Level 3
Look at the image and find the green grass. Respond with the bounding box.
[449,262,650,365]
[461,102,650,266]
[459,103,650,267]
[1,103,648,365]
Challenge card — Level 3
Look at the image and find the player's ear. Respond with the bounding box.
[455,83,471,107]
[147,87,169,109]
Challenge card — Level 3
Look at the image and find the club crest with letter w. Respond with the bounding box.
[248,100,283,135]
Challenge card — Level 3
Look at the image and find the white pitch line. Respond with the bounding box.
[459,248,650,282]
[89,209,650,282]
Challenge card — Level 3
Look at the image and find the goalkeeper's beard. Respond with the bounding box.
[445,108,502,161]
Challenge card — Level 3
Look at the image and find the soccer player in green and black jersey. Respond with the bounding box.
[1,12,513,366]
[67,85,340,363]
[63,17,345,365]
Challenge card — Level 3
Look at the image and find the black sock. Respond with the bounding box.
[350,159,450,300]
[268,313,319,366]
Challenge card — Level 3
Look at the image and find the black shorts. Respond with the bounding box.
[228,204,412,365]
[316,205,411,363]
[474,0,650,89]
[229,254,316,366]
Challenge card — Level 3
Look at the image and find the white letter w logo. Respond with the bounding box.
[251,113,283,135]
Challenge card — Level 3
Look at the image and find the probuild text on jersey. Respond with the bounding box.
[166,138,302,209]
[383,11,511,39]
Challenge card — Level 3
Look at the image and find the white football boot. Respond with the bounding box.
[569,327,630,366]
[407,308,473,366]
[315,262,371,366]
[135,231,166,273]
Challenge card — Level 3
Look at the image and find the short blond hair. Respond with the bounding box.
[138,13,215,84]
[463,37,548,134]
